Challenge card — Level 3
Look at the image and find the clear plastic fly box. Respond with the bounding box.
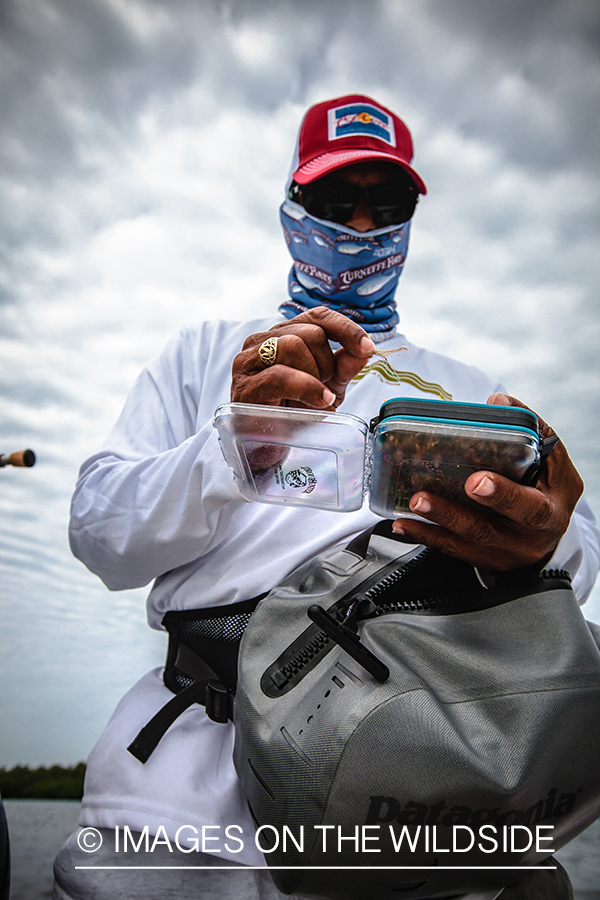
[213,398,546,516]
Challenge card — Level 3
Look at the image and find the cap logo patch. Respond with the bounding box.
[328,103,396,147]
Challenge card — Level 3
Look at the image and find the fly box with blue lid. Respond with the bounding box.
[368,398,553,517]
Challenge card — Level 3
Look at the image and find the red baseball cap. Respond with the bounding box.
[290,94,427,194]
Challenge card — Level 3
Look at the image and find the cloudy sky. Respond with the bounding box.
[1,0,599,766]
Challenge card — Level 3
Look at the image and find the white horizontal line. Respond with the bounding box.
[75,865,557,871]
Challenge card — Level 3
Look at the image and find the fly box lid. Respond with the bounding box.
[213,402,368,512]
[370,397,540,437]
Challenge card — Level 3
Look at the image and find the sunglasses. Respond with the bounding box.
[289,177,419,229]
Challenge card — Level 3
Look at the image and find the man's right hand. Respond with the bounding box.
[230,306,375,410]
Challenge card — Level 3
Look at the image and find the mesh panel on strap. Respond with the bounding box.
[178,612,254,643]
[172,672,196,691]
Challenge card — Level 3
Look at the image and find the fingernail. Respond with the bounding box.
[360,336,376,355]
[323,388,336,405]
[471,475,495,497]
[489,392,509,406]
[392,522,405,535]
[411,496,431,514]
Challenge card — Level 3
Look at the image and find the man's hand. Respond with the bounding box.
[231,307,375,410]
[392,393,584,572]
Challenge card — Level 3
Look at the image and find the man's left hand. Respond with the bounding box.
[392,393,584,572]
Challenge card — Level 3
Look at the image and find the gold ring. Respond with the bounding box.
[258,337,278,368]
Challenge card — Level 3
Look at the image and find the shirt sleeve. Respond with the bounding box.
[546,496,600,605]
[69,327,248,591]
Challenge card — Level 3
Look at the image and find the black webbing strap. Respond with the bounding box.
[175,641,217,683]
[128,681,207,763]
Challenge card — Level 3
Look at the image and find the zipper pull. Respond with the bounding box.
[307,605,389,683]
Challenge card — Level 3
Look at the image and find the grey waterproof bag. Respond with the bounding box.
[233,524,600,900]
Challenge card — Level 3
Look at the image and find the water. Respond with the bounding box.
[555,820,600,899]
[4,800,80,900]
[3,800,600,899]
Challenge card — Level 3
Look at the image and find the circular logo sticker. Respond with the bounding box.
[284,466,317,494]
[285,469,308,488]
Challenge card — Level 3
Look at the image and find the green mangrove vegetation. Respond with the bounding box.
[0,763,86,799]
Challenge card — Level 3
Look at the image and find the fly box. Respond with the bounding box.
[213,398,549,516]
[367,398,545,517]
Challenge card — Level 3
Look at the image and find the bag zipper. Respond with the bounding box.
[369,567,572,618]
[262,551,571,696]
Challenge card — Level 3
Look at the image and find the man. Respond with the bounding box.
[54,94,599,899]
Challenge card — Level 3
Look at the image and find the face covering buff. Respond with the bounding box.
[278,198,410,333]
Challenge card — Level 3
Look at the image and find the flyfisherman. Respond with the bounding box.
[54,94,599,900]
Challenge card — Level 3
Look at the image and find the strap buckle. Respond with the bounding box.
[205,680,233,724]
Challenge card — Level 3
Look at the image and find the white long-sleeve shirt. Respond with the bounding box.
[71,317,600,869]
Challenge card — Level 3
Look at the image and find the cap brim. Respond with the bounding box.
[293,149,427,194]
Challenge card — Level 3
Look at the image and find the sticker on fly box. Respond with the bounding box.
[241,441,339,507]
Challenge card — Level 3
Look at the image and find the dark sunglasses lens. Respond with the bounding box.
[301,185,357,225]
[368,187,418,227]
